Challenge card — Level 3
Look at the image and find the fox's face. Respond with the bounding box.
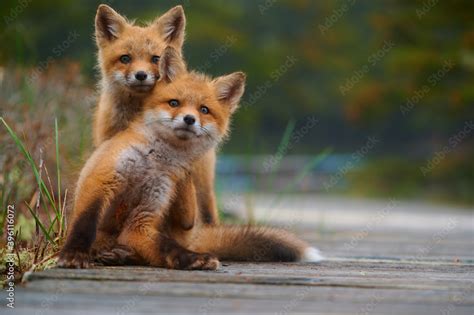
[141,47,246,150]
[95,5,186,94]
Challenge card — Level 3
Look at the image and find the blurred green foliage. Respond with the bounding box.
[1,0,473,203]
[1,0,473,152]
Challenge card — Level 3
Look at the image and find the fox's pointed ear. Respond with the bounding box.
[159,46,187,83]
[153,6,186,53]
[213,72,246,113]
[95,5,127,45]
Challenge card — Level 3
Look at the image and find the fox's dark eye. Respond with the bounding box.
[200,105,210,114]
[151,55,160,64]
[120,55,131,64]
[169,99,180,107]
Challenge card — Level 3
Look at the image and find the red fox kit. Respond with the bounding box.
[93,4,219,230]
[58,47,322,269]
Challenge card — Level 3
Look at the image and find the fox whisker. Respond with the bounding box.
[199,126,215,139]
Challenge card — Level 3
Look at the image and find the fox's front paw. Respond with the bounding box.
[170,252,220,270]
[95,245,142,266]
[187,253,220,270]
[57,250,91,269]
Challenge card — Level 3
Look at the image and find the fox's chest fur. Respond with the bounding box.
[114,139,191,211]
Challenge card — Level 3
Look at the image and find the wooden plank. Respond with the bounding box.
[23,279,474,304]
[25,259,474,291]
[12,289,474,315]
[14,196,474,314]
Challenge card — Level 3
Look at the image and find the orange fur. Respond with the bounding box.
[59,7,323,270]
[58,47,244,269]
[92,4,219,229]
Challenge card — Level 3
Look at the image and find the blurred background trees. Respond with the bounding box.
[1,0,473,204]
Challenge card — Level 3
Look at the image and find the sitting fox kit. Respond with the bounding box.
[59,47,243,269]
[59,46,322,269]
[58,5,323,269]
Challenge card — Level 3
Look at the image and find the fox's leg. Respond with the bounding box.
[91,229,143,266]
[57,170,123,268]
[92,206,144,266]
[90,230,117,256]
[117,207,220,270]
[57,196,105,268]
[191,149,219,225]
[169,176,197,231]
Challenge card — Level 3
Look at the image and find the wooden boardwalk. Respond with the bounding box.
[13,196,474,314]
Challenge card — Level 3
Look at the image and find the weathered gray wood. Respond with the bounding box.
[12,289,474,315]
[25,260,473,291]
[12,196,474,314]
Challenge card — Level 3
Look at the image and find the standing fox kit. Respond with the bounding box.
[58,47,322,269]
[93,4,219,229]
[94,4,185,143]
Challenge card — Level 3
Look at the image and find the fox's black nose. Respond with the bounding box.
[183,115,196,126]
[135,71,147,81]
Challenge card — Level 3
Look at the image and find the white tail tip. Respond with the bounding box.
[301,247,324,262]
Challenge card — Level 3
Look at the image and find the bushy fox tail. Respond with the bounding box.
[188,225,323,262]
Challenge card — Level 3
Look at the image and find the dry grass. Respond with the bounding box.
[0,63,96,282]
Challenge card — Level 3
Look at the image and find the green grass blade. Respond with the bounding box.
[39,186,54,227]
[25,202,54,243]
[55,118,64,233]
[0,172,12,234]
[47,216,59,234]
[1,118,59,219]
[1,117,57,230]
